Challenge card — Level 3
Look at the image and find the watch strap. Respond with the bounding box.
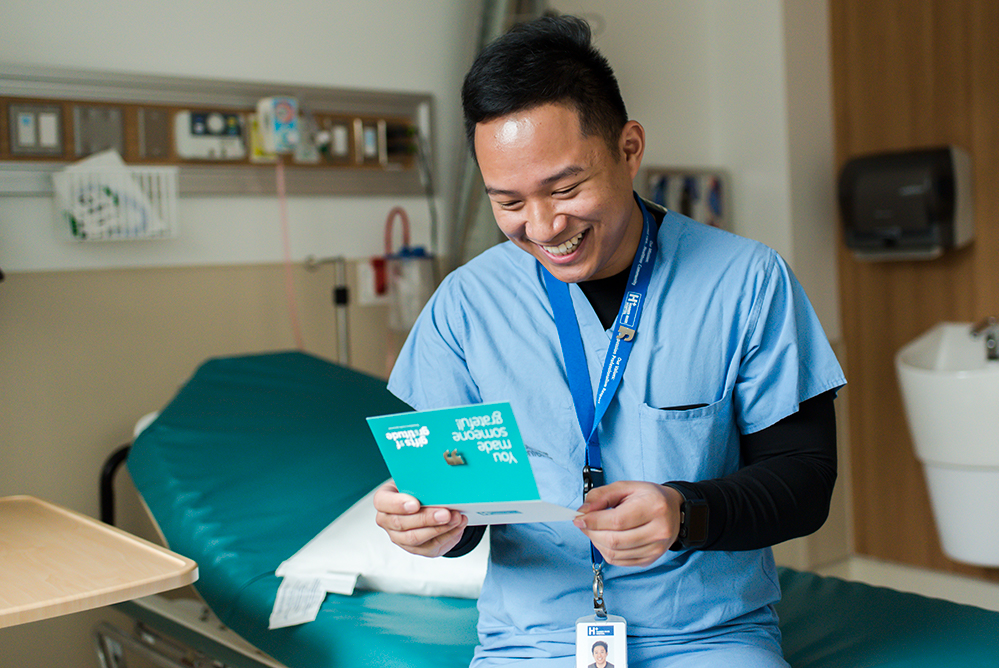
[664,483,709,550]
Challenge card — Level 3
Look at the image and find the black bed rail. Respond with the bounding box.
[100,444,131,526]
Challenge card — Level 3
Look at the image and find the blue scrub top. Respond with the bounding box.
[388,208,846,664]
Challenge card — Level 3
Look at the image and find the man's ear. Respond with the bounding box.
[620,120,645,179]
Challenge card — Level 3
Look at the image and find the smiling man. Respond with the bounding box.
[588,641,613,668]
[374,15,845,667]
[476,102,645,285]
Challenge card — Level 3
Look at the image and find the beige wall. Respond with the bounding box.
[0,262,391,666]
[2,261,390,509]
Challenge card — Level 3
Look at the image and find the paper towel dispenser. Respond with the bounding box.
[838,146,973,260]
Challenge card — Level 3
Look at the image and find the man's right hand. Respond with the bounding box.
[373,480,468,557]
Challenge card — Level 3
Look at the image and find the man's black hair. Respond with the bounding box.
[461,15,628,159]
[592,640,609,652]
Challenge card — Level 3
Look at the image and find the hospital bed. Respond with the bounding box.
[100,351,999,667]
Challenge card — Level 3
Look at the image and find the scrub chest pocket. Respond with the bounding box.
[637,397,740,483]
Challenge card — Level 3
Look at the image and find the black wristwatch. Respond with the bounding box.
[668,489,709,550]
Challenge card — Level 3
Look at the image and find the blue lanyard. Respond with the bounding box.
[541,195,658,565]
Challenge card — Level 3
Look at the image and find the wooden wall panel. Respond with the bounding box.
[831,0,999,581]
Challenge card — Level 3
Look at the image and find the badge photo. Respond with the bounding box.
[575,614,627,668]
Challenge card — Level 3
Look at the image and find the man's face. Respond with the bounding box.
[593,644,608,664]
[474,103,645,283]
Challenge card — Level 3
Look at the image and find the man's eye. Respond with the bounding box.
[553,185,578,196]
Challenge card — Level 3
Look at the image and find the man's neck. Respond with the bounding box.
[589,199,646,281]
[579,200,664,329]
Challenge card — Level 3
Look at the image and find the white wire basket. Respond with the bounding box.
[53,163,179,241]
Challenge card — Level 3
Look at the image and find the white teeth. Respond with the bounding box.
[542,231,584,256]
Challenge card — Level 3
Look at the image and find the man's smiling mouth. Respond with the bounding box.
[541,231,585,257]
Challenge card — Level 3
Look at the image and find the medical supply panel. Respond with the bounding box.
[0,65,433,197]
[642,166,729,231]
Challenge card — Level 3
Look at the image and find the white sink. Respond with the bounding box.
[896,321,999,566]
[896,322,999,467]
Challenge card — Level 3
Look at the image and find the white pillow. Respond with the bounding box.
[276,481,488,599]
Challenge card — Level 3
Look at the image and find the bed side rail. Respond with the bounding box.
[100,444,131,526]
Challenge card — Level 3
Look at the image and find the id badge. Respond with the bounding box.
[575,614,627,668]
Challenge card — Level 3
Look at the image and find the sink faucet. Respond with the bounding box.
[971,316,999,361]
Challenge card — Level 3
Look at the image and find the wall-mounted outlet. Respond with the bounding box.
[8,103,63,156]
[331,123,350,158]
[74,105,125,157]
[314,114,353,164]
[354,118,386,165]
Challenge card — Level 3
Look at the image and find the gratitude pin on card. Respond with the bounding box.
[366,402,581,525]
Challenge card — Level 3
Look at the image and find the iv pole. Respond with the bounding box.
[304,255,350,365]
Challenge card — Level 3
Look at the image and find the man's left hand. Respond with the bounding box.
[573,481,684,566]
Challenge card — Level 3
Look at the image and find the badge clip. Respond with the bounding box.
[592,564,607,619]
[582,465,604,495]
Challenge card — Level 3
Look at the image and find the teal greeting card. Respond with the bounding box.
[366,402,580,525]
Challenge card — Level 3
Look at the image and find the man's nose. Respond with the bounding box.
[524,200,566,242]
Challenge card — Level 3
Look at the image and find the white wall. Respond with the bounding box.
[782,0,841,342]
[0,0,480,272]
[1,0,840,339]
[552,0,841,340]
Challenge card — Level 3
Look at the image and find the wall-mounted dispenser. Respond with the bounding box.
[838,146,973,260]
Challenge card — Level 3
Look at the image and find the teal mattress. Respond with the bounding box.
[128,352,999,667]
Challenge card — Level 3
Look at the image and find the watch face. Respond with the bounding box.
[683,500,709,546]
